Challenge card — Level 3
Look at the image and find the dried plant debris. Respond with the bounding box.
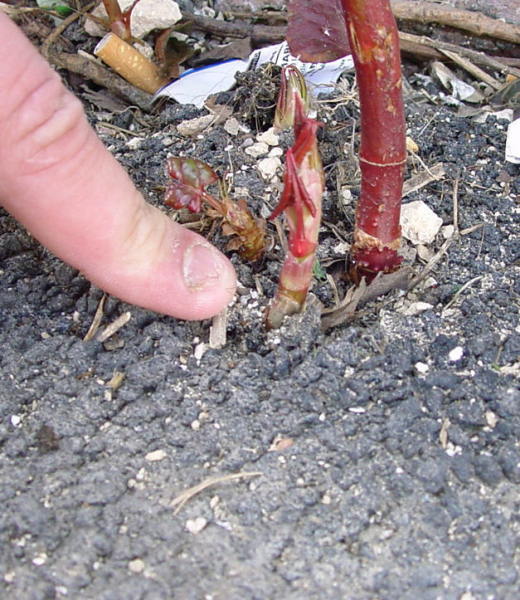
[232,64,282,130]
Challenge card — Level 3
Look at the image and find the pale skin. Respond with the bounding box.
[0,11,236,320]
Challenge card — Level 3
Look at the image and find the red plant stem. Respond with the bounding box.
[340,0,406,276]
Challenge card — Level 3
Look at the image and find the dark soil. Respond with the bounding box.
[1,8,520,600]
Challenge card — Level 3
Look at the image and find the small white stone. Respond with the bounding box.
[416,244,434,262]
[145,449,167,462]
[224,117,240,136]
[257,157,281,180]
[415,362,429,374]
[340,188,352,205]
[256,128,279,146]
[333,242,350,255]
[194,342,209,361]
[185,517,208,535]
[85,0,182,39]
[401,301,434,316]
[10,415,21,427]
[4,571,15,584]
[177,115,215,136]
[448,346,464,362]
[442,225,455,239]
[485,410,498,429]
[126,137,142,150]
[32,553,47,566]
[191,419,201,431]
[245,142,269,158]
[400,200,443,245]
[128,558,145,574]
[268,147,284,158]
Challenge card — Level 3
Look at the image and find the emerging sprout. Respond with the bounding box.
[267,93,325,329]
[165,157,266,261]
[274,65,310,131]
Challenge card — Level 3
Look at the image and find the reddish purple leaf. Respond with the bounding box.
[167,157,218,191]
[287,0,350,63]
[164,180,204,213]
[165,157,219,213]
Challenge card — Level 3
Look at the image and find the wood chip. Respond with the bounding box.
[96,311,131,343]
[209,308,228,349]
[83,294,106,342]
[439,418,451,450]
[402,163,445,197]
[321,268,412,331]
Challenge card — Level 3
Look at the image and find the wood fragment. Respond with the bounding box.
[452,175,460,235]
[402,163,445,197]
[408,237,453,290]
[398,32,520,80]
[83,294,106,342]
[442,275,483,312]
[391,1,520,45]
[96,311,131,342]
[41,1,96,60]
[439,49,502,91]
[171,472,263,515]
[49,50,153,111]
[321,268,412,330]
[209,307,228,349]
[439,417,451,449]
[181,10,283,44]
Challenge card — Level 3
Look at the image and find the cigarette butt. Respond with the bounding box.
[94,33,166,95]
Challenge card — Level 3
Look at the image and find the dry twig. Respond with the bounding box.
[398,32,520,79]
[50,50,153,110]
[41,1,97,59]
[391,1,520,45]
[171,472,263,515]
[83,294,106,341]
[96,311,131,342]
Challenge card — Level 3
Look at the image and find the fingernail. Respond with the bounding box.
[183,243,226,290]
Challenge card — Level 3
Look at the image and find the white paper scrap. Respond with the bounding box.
[155,42,354,108]
[505,116,520,164]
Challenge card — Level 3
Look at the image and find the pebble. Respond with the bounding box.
[145,449,167,462]
[224,117,240,136]
[185,517,208,535]
[256,128,279,146]
[86,0,182,38]
[400,301,434,316]
[177,115,215,136]
[125,138,142,150]
[32,553,47,566]
[448,346,464,362]
[257,157,282,180]
[442,225,455,239]
[268,147,284,158]
[400,200,443,245]
[128,558,145,574]
[245,142,269,158]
